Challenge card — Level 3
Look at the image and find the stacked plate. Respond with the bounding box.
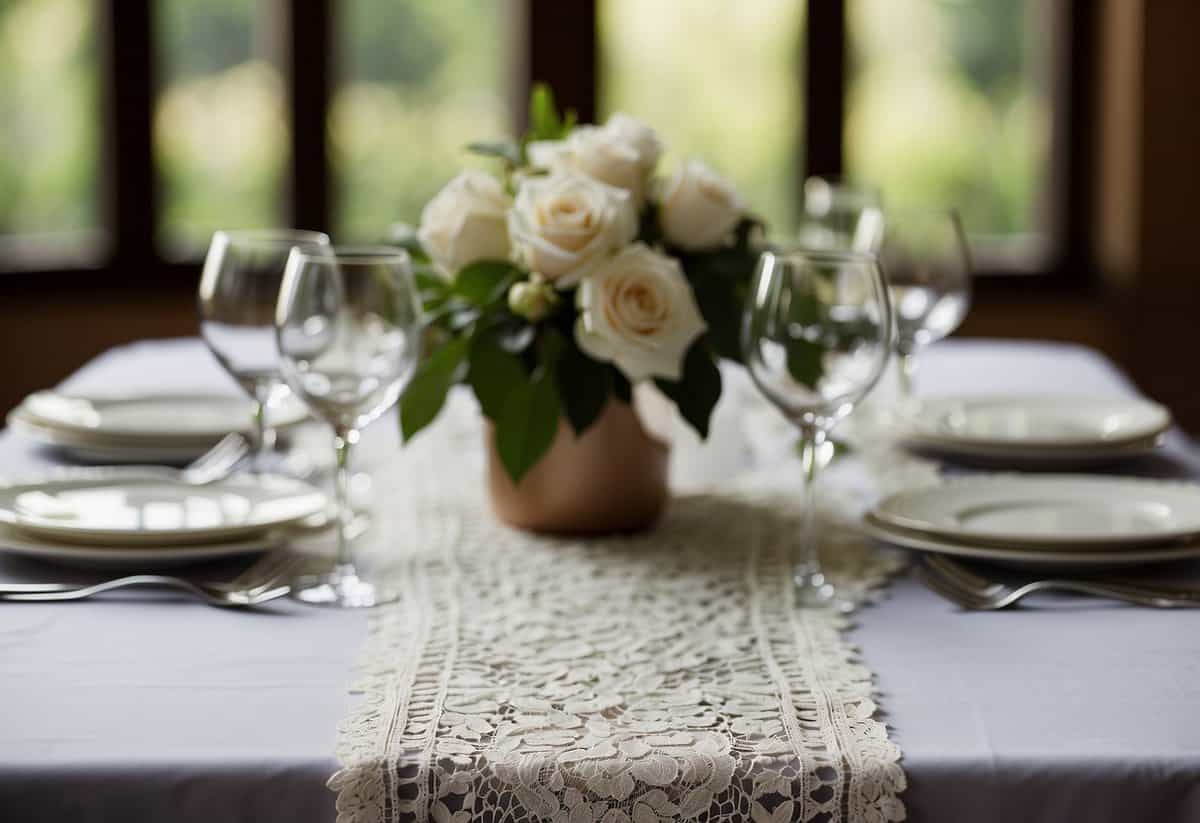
[0,473,327,568]
[901,395,1171,464]
[8,391,308,463]
[865,475,1200,569]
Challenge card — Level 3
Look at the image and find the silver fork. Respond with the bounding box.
[920,555,1200,610]
[0,548,309,600]
[27,433,250,487]
[0,574,289,607]
[179,432,251,484]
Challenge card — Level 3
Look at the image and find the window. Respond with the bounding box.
[600,0,804,235]
[332,0,507,243]
[156,0,288,256]
[0,0,100,266]
[846,0,1052,263]
[0,1,1089,287]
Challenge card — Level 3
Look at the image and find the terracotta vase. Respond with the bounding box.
[486,400,670,535]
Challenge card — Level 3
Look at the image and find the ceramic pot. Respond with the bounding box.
[486,400,669,534]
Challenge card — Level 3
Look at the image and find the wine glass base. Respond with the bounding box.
[794,577,854,614]
[290,572,397,609]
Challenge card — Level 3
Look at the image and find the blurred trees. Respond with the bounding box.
[0,0,1044,254]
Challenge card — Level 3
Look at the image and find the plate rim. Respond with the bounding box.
[870,474,1200,548]
[0,474,327,546]
[861,515,1200,568]
[11,391,308,444]
[7,412,218,460]
[902,394,1172,450]
[0,521,280,568]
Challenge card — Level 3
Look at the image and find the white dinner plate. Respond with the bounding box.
[870,475,1200,549]
[0,474,327,546]
[7,412,217,463]
[17,391,308,443]
[0,522,281,569]
[860,516,1200,569]
[902,395,1171,461]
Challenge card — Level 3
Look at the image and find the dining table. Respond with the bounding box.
[2,336,1199,823]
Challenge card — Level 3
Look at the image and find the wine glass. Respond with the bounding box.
[879,210,972,403]
[275,246,423,608]
[798,176,886,253]
[198,229,330,470]
[742,248,894,609]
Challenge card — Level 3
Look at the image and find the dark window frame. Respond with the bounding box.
[1,0,1095,297]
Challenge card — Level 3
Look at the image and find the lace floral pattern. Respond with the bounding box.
[331,392,914,823]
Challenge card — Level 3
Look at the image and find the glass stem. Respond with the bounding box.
[333,429,356,572]
[897,350,919,402]
[795,425,828,590]
[252,383,277,472]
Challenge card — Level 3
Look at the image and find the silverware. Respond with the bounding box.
[217,547,310,596]
[0,548,309,603]
[178,432,251,483]
[920,555,1200,610]
[0,574,289,607]
[14,432,251,488]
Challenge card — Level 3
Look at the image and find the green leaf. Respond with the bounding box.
[466,140,522,167]
[386,223,431,263]
[611,368,633,404]
[399,336,469,442]
[786,339,824,389]
[529,83,563,141]
[556,341,611,435]
[414,270,451,313]
[655,339,723,439]
[784,290,823,388]
[468,334,528,420]
[496,370,561,484]
[690,276,745,363]
[538,326,569,370]
[453,261,520,306]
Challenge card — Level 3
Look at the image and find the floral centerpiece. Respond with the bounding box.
[397,87,770,527]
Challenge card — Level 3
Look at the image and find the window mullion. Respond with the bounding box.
[513,0,597,134]
[285,0,332,233]
[804,0,846,181]
[101,0,156,274]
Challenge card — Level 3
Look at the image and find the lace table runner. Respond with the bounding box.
[330,391,925,823]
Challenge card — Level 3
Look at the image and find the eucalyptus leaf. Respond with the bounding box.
[655,340,722,439]
[466,140,522,167]
[495,321,535,353]
[400,336,470,441]
[496,370,561,484]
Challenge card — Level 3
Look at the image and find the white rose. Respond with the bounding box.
[575,244,707,382]
[605,113,663,170]
[508,172,638,288]
[657,159,746,251]
[417,170,511,278]
[527,114,662,204]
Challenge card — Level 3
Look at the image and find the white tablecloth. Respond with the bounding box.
[1,338,1199,822]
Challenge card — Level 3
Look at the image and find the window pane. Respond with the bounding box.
[846,0,1050,255]
[332,0,508,243]
[0,0,100,263]
[600,0,804,235]
[156,0,287,256]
